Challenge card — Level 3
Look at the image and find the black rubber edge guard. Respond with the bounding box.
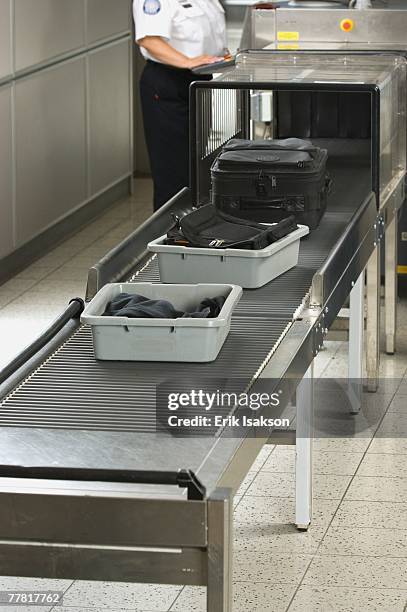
[0,298,85,386]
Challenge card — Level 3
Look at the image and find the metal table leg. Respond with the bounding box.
[207,489,233,612]
[385,214,398,355]
[348,271,365,414]
[295,363,314,531]
[366,245,381,392]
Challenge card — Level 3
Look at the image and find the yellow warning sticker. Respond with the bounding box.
[277,43,300,50]
[398,265,407,275]
[277,31,300,42]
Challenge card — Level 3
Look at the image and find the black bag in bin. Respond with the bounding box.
[211,138,332,230]
[165,204,298,251]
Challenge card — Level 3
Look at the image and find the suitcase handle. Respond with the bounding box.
[224,138,319,155]
[255,172,277,197]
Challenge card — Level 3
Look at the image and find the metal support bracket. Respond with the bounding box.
[385,211,398,355]
[348,271,365,414]
[295,363,314,531]
[207,489,233,612]
[366,243,381,393]
[313,313,327,358]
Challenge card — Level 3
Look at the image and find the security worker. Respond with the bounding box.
[133,0,227,210]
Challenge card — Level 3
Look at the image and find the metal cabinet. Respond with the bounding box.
[0,1,133,266]
[14,59,87,246]
[87,0,131,44]
[88,40,132,196]
[14,0,85,71]
[0,0,12,79]
[0,85,13,258]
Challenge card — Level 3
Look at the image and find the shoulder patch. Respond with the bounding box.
[143,0,161,15]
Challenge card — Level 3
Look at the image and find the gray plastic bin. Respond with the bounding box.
[148,225,309,289]
[81,283,242,362]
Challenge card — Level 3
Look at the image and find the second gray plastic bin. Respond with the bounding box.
[148,225,309,289]
[81,283,242,363]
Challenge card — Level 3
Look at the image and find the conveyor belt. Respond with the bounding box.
[0,144,373,493]
[0,225,335,432]
[0,206,369,433]
[0,318,287,432]
[0,143,371,426]
[133,215,343,319]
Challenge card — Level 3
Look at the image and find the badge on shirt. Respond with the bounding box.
[143,0,161,15]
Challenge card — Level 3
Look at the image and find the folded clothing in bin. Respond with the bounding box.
[166,204,298,250]
[211,138,331,230]
[103,292,226,319]
[81,283,242,363]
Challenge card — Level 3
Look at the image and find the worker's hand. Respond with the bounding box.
[183,55,224,70]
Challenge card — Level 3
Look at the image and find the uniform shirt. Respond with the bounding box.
[133,0,227,62]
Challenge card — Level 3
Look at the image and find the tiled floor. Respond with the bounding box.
[0,181,407,611]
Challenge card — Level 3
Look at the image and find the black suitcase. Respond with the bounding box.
[211,138,331,230]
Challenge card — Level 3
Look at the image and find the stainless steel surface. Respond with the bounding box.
[0,544,207,586]
[348,271,364,413]
[311,191,377,309]
[14,58,87,245]
[275,9,370,45]
[0,0,11,80]
[250,9,276,52]
[207,490,233,612]
[0,1,133,263]
[86,0,131,44]
[250,91,273,123]
[295,363,313,530]
[219,51,404,86]
[0,84,13,259]
[0,489,206,547]
[0,151,373,496]
[366,245,381,390]
[385,215,398,354]
[288,1,347,7]
[245,8,407,50]
[14,0,85,72]
[88,40,132,196]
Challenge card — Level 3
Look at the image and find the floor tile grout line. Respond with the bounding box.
[234,578,407,590]
[365,451,407,456]
[284,553,317,610]
[255,470,363,476]
[48,578,75,612]
[167,585,188,612]
[291,553,407,559]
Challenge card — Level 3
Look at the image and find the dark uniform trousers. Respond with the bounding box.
[140,60,210,211]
